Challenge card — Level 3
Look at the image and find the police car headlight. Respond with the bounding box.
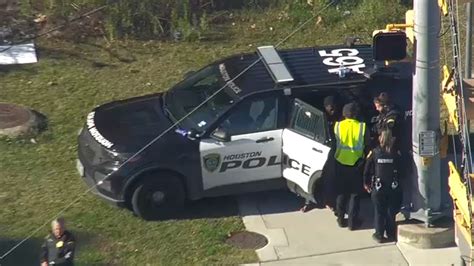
[106,151,141,163]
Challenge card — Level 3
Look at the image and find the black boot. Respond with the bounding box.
[348,217,362,231]
[372,233,384,243]
[337,217,347,228]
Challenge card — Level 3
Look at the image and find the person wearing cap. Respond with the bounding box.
[40,218,75,266]
[333,102,369,230]
[372,92,401,150]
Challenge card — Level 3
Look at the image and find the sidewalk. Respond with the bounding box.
[238,190,461,265]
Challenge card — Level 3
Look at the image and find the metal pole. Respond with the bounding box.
[411,0,442,224]
[466,2,473,79]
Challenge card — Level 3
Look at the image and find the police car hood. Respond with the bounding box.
[92,93,171,151]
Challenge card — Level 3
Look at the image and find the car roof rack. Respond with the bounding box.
[257,45,294,84]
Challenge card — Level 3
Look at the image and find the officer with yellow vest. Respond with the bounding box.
[334,103,369,230]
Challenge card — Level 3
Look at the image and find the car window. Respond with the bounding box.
[289,99,327,144]
[220,96,279,136]
[164,65,235,131]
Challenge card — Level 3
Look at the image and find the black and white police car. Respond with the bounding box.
[77,44,412,220]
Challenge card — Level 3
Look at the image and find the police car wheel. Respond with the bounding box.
[131,176,185,220]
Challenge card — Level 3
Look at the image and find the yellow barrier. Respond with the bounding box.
[448,161,471,229]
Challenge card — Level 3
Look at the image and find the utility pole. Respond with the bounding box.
[466,2,473,79]
[411,0,442,224]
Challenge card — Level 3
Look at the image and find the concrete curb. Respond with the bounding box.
[238,195,289,262]
[397,222,455,249]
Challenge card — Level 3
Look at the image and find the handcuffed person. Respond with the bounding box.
[40,218,75,266]
[333,102,369,230]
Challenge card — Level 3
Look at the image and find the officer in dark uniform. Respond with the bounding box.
[372,92,401,150]
[364,130,402,243]
[40,218,75,266]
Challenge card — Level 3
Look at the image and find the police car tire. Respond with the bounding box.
[131,176,185,220]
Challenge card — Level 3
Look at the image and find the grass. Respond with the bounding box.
[0,1,408,265]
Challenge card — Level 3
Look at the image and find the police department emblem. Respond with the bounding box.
[203,153,221,172]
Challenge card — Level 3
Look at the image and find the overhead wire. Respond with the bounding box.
[0,0,337,260]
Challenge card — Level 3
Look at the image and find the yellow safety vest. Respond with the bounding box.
[334,119,366,166]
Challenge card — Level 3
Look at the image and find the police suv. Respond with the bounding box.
[77,44,412,220]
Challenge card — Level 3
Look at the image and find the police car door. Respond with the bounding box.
[200,95,282,190]
[282,99,331,194]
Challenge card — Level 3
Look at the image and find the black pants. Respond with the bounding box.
[371,186,402,238]
[322,153,337,209]
[335,161,363,224]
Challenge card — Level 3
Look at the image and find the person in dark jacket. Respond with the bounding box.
[324,95,342,142]
[41,218,75,266]
[364,130,402,243]
[372,92,402,150]
[300,96,342,213]
[322,96,342,212]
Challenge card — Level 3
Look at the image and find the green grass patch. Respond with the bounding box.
[0,2,409,264]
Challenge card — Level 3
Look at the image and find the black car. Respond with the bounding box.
[77,44,412,220]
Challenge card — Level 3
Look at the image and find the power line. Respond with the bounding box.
[0,1,337,260]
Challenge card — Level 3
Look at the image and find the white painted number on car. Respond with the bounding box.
[318,48,366,74]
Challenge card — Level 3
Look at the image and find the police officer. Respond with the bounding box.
[334,102,369,230]
[40,218,75,266]
[372,92,401,149]
[364,130,402,243]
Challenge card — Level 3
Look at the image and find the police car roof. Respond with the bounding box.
[222,44,374,98]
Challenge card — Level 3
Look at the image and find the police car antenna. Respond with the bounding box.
[0,0,336,260]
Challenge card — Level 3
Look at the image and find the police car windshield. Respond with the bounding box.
[164,65,236,130]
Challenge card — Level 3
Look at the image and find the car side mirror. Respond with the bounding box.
[211,128,230,142]
[183,70,196,79]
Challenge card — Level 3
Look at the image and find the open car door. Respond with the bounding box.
[282,99,331,200]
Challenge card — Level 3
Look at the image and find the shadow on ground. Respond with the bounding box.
[154,195,241,221]
[0,64,37,75]
[241,189,377,230]
[143,189,378,231]
[0,231,99,266]
[0,237,42,266]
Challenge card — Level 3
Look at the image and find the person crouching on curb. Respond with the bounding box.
[40,217,75,266]
[363,129,402,243]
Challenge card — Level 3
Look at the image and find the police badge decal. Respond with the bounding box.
[203,153,221,172]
